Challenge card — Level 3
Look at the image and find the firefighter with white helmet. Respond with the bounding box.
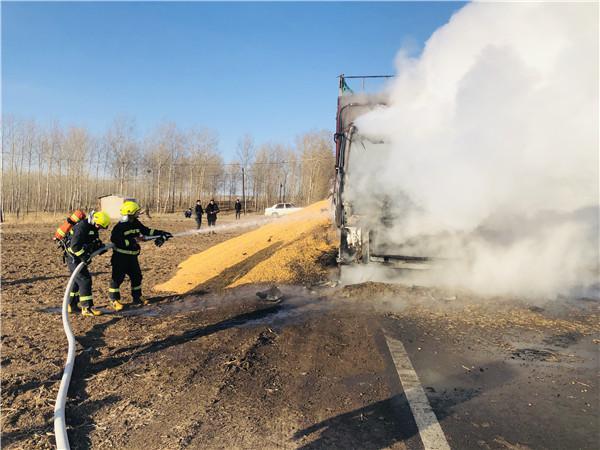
[109,201,172,310]
[65,210,111,317]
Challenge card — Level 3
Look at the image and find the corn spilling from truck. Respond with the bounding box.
[154,200,335,294]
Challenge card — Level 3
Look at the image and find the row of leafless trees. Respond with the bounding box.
[1,116,335,219]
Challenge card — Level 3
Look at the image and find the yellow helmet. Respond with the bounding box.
[120,200,141,216]
[92,211,111,229]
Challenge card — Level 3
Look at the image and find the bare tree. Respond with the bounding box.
[236,133,255,214]
[63,126,90,209]
[0,113,334,218]
[297,131,335,205]
[188,128,219,205]
[105,117,138,196]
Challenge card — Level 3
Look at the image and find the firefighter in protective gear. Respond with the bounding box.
[66,210,111,317]
[109,201,172,310]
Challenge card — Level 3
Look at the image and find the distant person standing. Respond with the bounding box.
[206,199,220,228]
[194,200,203,229]
[234,198,242,219]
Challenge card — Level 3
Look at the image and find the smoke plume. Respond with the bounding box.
[350,2,599,298]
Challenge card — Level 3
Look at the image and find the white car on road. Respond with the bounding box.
[264,203,302,217]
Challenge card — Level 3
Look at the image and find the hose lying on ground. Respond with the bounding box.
[52,228,216,448]
[53,244,114,450]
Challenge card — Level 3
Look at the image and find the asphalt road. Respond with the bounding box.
[381,311,598,450]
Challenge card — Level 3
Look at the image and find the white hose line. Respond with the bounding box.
[54,244,113,450]
[172,217,272,238]
[54,264,78,450]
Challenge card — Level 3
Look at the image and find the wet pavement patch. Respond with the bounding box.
[39,306,161,317]
[542,331,583,348]
[510,348,559,362]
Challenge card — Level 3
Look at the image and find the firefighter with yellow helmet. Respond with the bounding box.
[109,201,172,310]
[65,210,111,317]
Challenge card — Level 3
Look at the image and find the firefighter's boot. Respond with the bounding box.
[68,304,82,314]
[111,300,124,312]
[132,297,149,306]
[81,306,103,317]
[68,292,81,313]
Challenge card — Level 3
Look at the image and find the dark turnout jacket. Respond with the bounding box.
[111,219,165,256]
[67,219,101,261]
[194,204,204,217]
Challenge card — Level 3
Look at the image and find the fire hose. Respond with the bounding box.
[53,221,262,448]
[54,235,163,450]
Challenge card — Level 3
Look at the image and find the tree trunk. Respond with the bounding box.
[164,162,173,213]
[156,163,162,214]
[15,136,26,217]
[7,128,16,214]
[43,146,53,212]
[93,150,101,208]
[242,168,246,214]
[24,136,33,215]
[53,159,62,214]
[188,165,194,205]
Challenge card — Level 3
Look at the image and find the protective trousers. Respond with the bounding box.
[109,253,143,302]
[195,216,202,229]
[66,257,94,308]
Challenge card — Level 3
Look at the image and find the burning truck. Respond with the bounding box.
[333,75,431,269]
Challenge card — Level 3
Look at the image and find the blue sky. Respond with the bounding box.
[2,1,464,159]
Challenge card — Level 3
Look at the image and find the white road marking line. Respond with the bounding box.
[385,335,451,450]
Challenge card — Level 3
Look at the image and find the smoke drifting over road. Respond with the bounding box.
[352,2,598,298]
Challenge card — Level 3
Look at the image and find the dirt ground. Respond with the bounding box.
[1,213,599,449]
[1,213,270,448]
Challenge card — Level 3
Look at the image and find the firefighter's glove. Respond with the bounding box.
[82,253,93,265]
[90,239,103,252]
[154,236,165,247]
[83,240,101,255]
[162,231,173,240]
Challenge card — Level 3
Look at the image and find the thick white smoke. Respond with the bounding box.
[350,2,599,298]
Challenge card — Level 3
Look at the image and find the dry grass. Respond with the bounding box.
[0,210,256,226]
[1,212,65,225]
